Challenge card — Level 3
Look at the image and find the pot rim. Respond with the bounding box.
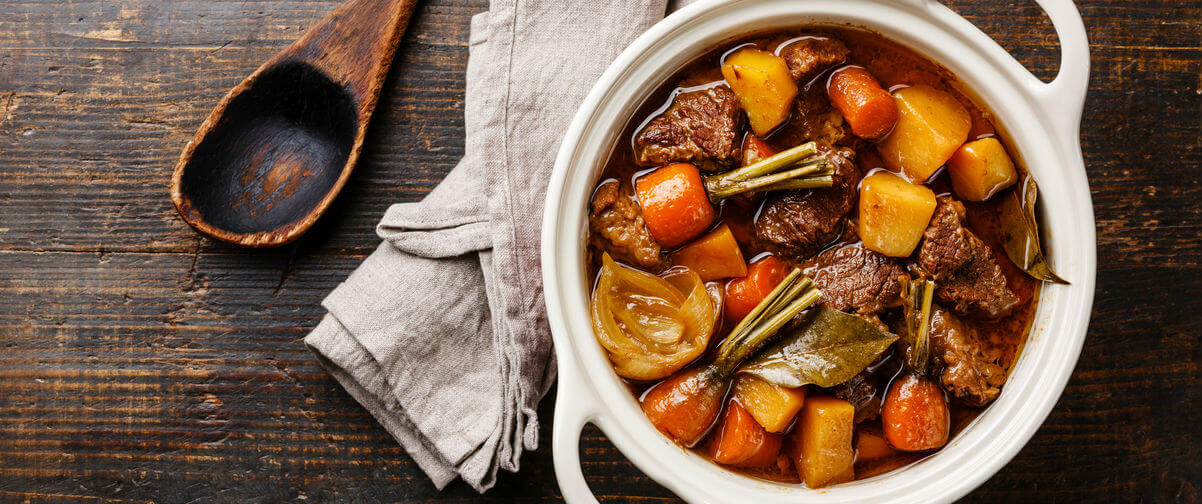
[542,1,1093,502]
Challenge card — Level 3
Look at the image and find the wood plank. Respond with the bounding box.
[0,0,1199,502]
[0,0,1196,260]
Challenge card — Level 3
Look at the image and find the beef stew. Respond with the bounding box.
[585,25,1057,488]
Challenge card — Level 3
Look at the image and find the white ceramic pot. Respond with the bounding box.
[541,0,1094,502]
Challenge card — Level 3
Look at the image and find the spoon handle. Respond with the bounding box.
[279,0,421,117]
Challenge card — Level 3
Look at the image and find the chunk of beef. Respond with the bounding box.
[794,80,830,118]
[779,36,850,82]
[754,148,860,260]
[790,82,850,146]
[777,37,852,146]
[633,84,742,168]
[832,370,881,424]
[589,179,662,269]
[929,306,1006,406]
[918,196,1020,319]
[803,242,907,316]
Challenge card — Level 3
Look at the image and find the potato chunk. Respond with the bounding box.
[857,171,938,257]
[876,85,971,181]
[721,49,798,136]
[792,396,855,489]
[733,375,806,433]
[670,224,747,282]
[855,428,899,462]
[947,137,1018,201]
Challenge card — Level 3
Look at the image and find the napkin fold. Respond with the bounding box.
[305,0,680,491]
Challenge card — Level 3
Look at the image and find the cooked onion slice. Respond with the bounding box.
[591,253,716,380]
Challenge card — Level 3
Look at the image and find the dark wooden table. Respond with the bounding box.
[0,0,1198,502]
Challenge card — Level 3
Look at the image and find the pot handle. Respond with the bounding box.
[908,0,1090,137]
[552,366,602,504]
[1027,0,1091,137]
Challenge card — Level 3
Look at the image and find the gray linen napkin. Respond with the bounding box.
[304,0,686,492]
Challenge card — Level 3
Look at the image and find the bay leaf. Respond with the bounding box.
[738,307,898,388]
[999,177,1070,284]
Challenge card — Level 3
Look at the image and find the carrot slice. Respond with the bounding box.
[671,224,747,282]
[636,163,715,248]
[881,373,950,451]
[710,400,783,467]
[724,255,788,326]
[826,66,898,140]
[640,367,728,447]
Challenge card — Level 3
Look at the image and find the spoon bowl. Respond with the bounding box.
[177,63,357,238]
[171,0,418,247]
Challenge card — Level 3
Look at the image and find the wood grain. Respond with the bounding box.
[0,0,1199,502]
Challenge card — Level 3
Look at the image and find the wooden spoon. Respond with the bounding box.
[170,0,420,247]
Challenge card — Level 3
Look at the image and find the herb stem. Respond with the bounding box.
[718,269,802,362]
[720,289,822,373]
[756,175,835,192]
[710,142,819,186]
[714,268,823,376]
[706,162,831,201]
[757,276,813,326]
[703,142,829,201]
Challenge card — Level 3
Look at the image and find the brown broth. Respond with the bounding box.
[589,25,1039,486]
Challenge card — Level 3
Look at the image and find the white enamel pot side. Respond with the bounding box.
[540,0,1094,503]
